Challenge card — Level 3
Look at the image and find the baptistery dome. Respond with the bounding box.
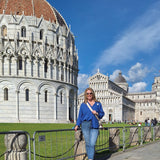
[0,0,78,123]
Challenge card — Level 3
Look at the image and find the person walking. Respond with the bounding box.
[147,118,150,126]
[74,87,105,160]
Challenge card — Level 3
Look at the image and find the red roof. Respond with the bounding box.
[0,0,65,25]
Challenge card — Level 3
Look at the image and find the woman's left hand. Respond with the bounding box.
[92,110,98,115]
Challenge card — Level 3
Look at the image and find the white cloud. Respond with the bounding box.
[78,73,89,94]
[129,82,147,93]
[94,1,160,70]
[109,63,149,93]
[126,62,149,83]
[110,69,121,81]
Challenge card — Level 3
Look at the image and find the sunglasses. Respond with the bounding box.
[86,92,93,95]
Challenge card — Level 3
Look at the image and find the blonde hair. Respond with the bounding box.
[84,87,98,103]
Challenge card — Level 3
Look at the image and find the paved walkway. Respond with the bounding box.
[105,141,160,160]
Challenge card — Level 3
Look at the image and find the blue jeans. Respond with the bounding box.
[81,121,99,159]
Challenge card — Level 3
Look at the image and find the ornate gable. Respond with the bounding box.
[89,71,108,82]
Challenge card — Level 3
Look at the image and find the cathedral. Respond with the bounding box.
[0,0,78,123]
[78,70,160,123]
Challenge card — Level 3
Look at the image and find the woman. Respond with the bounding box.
[75,87,105,160]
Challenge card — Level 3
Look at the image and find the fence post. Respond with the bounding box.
[153,126,155,141]
[141,127,143,145]
[4,131,28,160]
[123,128,125,151]
[109,128,120,152]
[74,130,87,160]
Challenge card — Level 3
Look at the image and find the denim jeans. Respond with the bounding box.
[81,121,99,160]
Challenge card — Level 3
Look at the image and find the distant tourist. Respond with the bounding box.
[147,118,150,126]
[75,87,105,160]
[153,118,158,126]
[145,119,148,126]
[151,119,154,127]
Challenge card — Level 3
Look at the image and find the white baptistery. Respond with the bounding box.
[0,0,78,123]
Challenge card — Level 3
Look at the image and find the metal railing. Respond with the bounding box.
[0,126,160,160]
[32,129,76,160]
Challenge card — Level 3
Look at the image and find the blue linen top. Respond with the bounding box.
[76,101,105,128]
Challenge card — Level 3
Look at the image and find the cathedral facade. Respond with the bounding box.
[78,71,160,122]
[0,0,78,123]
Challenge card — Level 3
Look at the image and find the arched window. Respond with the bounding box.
[60,91,63,104]
[40,29,43,40]
[44,59,48,72]
[18,57,22,70]
[21,26,26,37]
[25,89,29,101]
[4,88,8,101]
[2,25,7,37]
[45,90,48,102]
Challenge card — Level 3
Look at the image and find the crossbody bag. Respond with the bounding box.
[86,102,100,121]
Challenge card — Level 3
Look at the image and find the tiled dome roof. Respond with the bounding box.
[0,0,67,27]
[114,71,127,83]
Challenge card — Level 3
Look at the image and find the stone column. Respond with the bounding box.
[63,63,66,82]
[109,128,120,151]
[74,130,87,160]
[4,132,28,160]
[69,67,72,84]
[48,59,52,79]
[0,56,3,75]
[7,57,11,75]
[59,62,62,81]
[54,59,57,80]
[54,93,57,120]
[16,90,20,121]
[42,59,45,78]
[22,57,26,76]
[36,91,40,120]
[35,59,39,77]
[74,97,77,122]
[66,90,69,122]
[67,66,69,83]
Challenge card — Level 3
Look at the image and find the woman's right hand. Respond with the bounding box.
[74,125,78,132]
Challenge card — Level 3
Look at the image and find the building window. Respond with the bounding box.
[4,88,8,101]
[60,91,63,104]
[25,89,29,101]
[40,29,43,40]
[21,26,26,37]
[18,57,22,70]
[2,25,7,37]
[45,90,48,102]
[44,59,48,72]
[140,111,142,115]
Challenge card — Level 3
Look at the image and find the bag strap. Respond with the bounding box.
[86,102,99,121]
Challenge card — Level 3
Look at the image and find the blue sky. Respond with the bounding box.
[48,0,160,94]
